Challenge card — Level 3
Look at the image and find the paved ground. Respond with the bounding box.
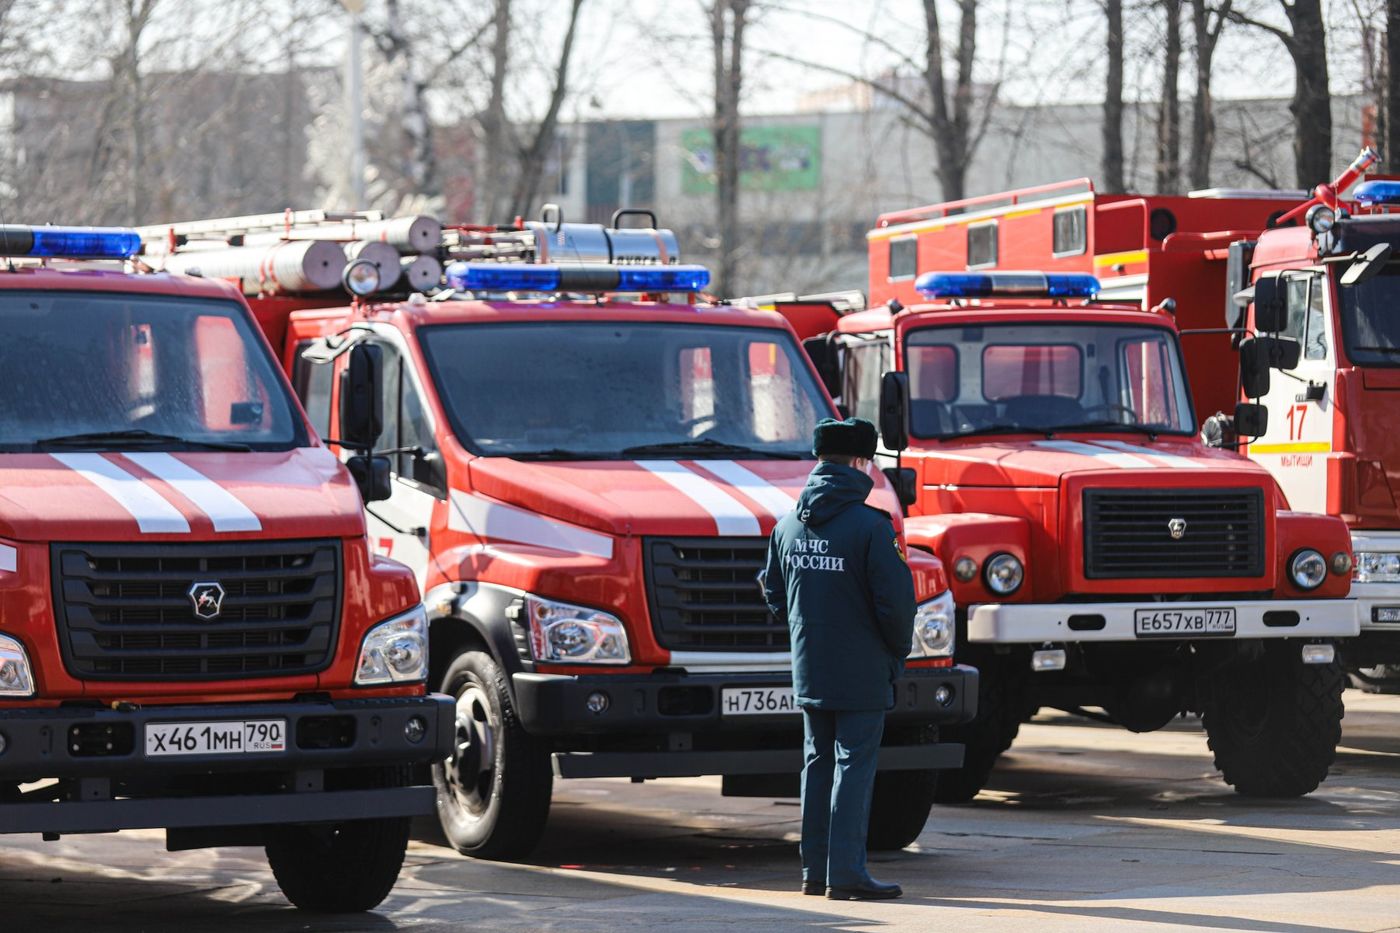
[6,692,1400,932]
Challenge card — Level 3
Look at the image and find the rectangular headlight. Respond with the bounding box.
[526,594,631,664]
[910,591,955,659]
[355,605,429,685]
[1355,551,1400,583]
[0,634,34,697]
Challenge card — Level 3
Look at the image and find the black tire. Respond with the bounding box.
[433,648,553,860]
[1202,643,1345,798]
[1349,664,1400,694]
[932,656,1023,804]
[866,769,936,850]
[265,814,410,912]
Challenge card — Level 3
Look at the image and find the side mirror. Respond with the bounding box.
[878,371,910,452]
[1239,335,1302,397]
[1340,242,1393,287]
[346,454,392,503]
[802,335,843,398]
[1234,402,1268,439]
[1251,275,1286,332]
[882,466,917,511]
[339,343,384,450]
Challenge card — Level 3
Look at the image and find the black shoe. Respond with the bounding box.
[801,880,826,896]
[827,879,903,901]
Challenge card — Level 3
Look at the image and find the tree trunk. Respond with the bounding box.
[1187,0,1230,189]
[509,0,584,218]
[1387,0,1400,165]
[1284,0,1332,186]
[920,0,980,201]
[1102,0,1125,193]
[383,0,438,198]
[710,0,749,296]
[480,0,511,220]
[1156,0,1182,193]
[120,0,158,222]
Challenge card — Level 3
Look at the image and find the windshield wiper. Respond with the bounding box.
[1350,345,1400,355]
[1052,420,1161,439]
[620,438,802,459]
[34,429,252,452]
[510,448,616,461]
[941,424,1055,440]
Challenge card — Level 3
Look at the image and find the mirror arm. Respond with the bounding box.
[322,437,371,453]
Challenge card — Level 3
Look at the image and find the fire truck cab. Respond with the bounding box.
[137,212,978,859]
[812,267,1356,802]
[0,225,452,912]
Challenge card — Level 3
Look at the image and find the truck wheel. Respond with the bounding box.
[1202,644,1344,798]
[866,769,936,850]
[932,657,1022,804]
[265,815,410,912]
[433,648,553,859]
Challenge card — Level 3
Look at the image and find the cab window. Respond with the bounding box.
[371,339,442,493]
[291,340,333,438]
[842,339,890,423]
[1282,273,1328,362]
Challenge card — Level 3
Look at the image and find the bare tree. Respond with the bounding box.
[1188,0,1231,189]
[110,0,160,218]
[376,0,437,198]
[1228,1,1332,186]
[508,0,585,218]
[1102,0,1125,192]
[1390,0,1400,163]
[480,0,511,220]
[1155,0,1183,193]
[709,0,751,296]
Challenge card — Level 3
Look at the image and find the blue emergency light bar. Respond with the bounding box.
[0,224,141,260]
[915,271,1101,300]
[445,261,711,294]
[1352,180,1400,206]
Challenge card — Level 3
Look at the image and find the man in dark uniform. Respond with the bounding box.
[762,417,916,901]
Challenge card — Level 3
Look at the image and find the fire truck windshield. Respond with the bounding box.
[418,321,828,459]
[0,291,306,452]
[901,321,1195,439]
[1338,267,1400,366]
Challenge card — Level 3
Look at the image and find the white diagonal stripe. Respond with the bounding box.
[635,460,762,535]
[448,491,613,559]
[1092,440,1205,469]
[53,453,190,534]
[695,460,797,520]
[123,452,263,532]
[1032,440,1152,468]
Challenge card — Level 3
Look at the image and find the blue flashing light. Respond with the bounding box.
[914,271,1101,300]
[445,262,561,292]
[615,264,710,292]
[0,225,141,259]
[1352,180,1400,205]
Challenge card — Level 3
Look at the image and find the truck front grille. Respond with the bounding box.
[644,536,787,651]
[1083,488,1265,579]
[51,540,341,680]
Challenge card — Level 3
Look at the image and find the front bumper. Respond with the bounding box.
[1352,579,1400,631]
[969,599,1358,644]
[513,665,976,779]
[0,694,454,835]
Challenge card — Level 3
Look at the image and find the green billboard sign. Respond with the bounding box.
[681,125,822,194]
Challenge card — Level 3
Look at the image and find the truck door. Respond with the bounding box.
[1248,270,1334,512]
[362,334,443,590]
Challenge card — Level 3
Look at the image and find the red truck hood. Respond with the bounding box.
[464,456,902,539]
[921,437,1263,488]
[0,448,364,542]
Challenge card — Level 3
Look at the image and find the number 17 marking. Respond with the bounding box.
[1286,403,1308,440]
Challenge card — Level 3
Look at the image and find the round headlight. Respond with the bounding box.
[953,557,978,582]
[1291,548,1327,590]
[984,553,1024,595]
[1306,204,1336,236]
[343,257,382,296]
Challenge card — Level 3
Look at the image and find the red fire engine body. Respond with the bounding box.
[0,227,452,913]
[872,152,1400,686]
[135,212,978,859]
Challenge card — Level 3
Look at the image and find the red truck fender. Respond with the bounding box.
[904,513,1033,606]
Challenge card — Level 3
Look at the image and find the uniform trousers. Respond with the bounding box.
[799,706,886,887]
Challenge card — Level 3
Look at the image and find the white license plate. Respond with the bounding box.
[145,719,288,757]
[720,687,798,716]
[1134,607,1237,638]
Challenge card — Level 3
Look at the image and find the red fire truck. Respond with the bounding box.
[872,152,1400,690]
[0,224,452,912]
[806,235,1358,799]
[133,211,977,859]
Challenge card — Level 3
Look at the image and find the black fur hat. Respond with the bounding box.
[812,417,878,459]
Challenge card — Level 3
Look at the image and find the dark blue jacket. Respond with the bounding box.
[762,461,917,710]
